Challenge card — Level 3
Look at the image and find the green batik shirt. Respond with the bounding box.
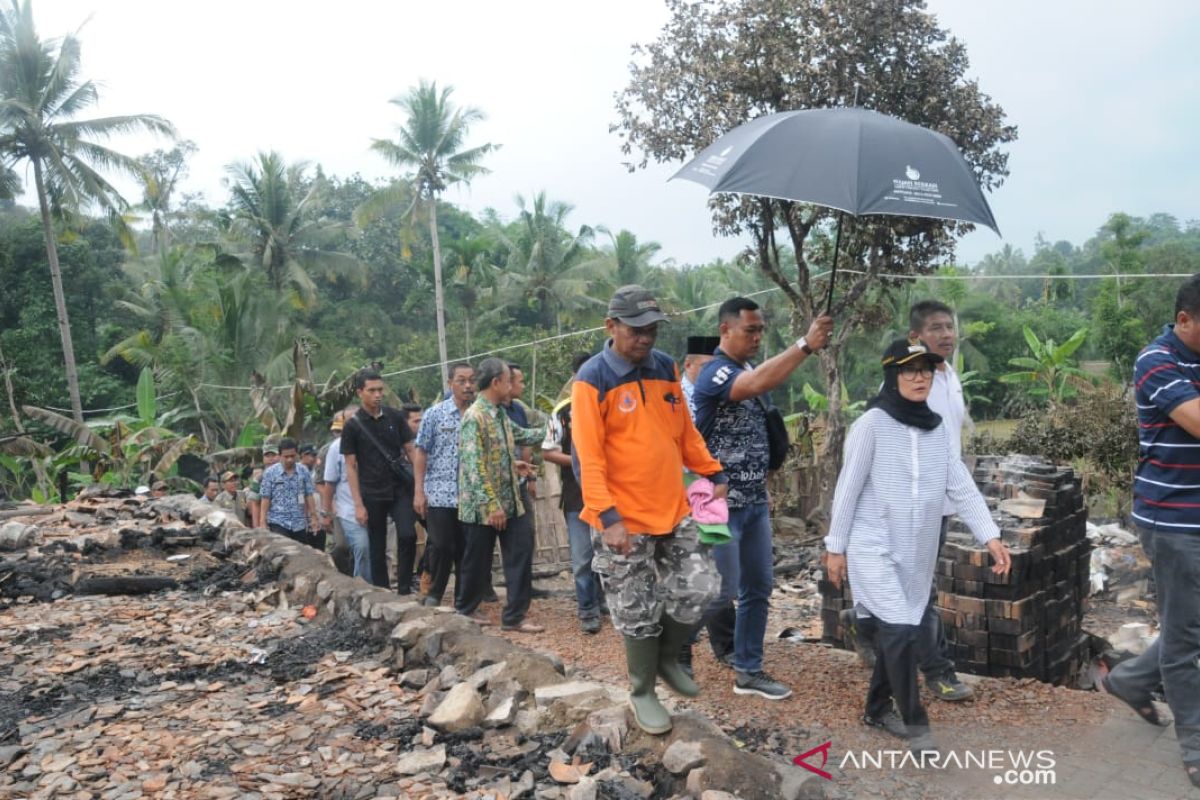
[457,395,546,524]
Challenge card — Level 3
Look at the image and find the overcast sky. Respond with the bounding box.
[23,0,1200,269]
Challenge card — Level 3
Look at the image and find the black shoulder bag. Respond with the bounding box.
[348,411,415,492]
[757,397,790,471]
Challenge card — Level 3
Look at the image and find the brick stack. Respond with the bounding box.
[819,454,1092,685]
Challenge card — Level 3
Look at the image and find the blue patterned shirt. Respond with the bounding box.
[416,397,466,509]
[260,462,316,531]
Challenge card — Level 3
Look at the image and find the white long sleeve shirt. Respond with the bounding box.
[925,363,966,516]
[824,409,999,625]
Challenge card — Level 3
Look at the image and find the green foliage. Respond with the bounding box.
[998,326,1090,402]
[1002,384,1139,511]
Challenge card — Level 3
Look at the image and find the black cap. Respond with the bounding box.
[607,285,669,327]
[299,443,317,456]
[881,338,945,369]
[687,335,721,355]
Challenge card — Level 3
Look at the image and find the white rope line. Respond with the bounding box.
[43,391,183,417]
[174,268,1195,391]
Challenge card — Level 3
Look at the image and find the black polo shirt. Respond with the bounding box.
[340,406,414,502]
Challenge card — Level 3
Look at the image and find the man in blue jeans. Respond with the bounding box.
[543,352,605,633]
[1101,274,1200,790]
[693,297,833,700]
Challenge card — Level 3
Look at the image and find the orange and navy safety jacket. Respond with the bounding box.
[570,340,727,536]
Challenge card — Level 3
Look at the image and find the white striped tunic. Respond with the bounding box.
[824,409,1000,625]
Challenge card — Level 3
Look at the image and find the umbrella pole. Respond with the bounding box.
[824,212,844,314]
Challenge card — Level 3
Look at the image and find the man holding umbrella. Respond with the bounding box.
[691,297,833,699]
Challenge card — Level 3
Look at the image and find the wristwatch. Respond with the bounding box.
[797,337,814,355]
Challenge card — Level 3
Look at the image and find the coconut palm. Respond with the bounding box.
[0,0,175,423]
[224,151,362,308]
[369,80,498,385]
[491,192,607,332]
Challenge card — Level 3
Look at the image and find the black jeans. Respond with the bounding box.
[269,522,325,552]
[364,491,416,593]
[457,501,534,628]
[425,506,466,605]
[916,517,955,679]
[867,620,929,733]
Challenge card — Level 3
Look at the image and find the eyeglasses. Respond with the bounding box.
[622,323,659,340]
[899,364,935,379]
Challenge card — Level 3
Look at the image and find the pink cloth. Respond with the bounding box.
[686,477,729,524]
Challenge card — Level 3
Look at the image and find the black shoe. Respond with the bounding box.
[531,586,551,599]
[863,709,908,739]
[482,590,500,603]
[733,670,792,700]
[581,617,601,635]
[927,670,973,701]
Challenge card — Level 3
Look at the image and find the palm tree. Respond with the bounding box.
[0,0,174,423]
[369,80,498,386]
[224,151,362,308]
[596,227,663,296]
[445,234,498,357]
[491,192,606,332]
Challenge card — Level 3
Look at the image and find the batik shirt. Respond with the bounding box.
[693,351,771,509]
[259,462,316,532]
[457,395,545,524]
[415,398,465,509]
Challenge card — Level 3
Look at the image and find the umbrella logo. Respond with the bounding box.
[905,165,921,181]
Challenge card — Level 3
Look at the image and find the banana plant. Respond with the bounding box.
[20,368,198,492]
[999,326,1092,402]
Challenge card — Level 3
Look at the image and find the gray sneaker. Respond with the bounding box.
[863,709,908,739]
[927,670,974,701]
[734,670,792,700]
[581,617,601,635]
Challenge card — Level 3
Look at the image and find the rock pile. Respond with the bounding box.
[0,491,824,799]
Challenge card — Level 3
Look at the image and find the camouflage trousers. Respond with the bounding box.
[591,517,720,640]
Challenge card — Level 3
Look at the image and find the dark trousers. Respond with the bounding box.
[269,522,325,552]
[364,491,416,593]
[1108,527,1200,764]
[867,620,930,733]
[457,502,534,628]
[425,506,466,605]
[916,517,955,678]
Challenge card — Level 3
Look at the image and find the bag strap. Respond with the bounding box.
[349,410,405,465]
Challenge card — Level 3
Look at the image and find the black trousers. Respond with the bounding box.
[425,507,466,605]
[457,501,534,628]
[916,517,955,678]
[364,491,416,593]
[867,620,930,732]
[269,522,325,552]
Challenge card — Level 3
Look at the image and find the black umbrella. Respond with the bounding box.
[672,107,1000,311]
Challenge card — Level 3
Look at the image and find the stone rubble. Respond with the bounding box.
[0,491,826,799]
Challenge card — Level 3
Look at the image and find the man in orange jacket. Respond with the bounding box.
[570,285,728,735]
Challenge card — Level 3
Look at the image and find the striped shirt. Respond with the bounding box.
[1132,325,1200,533]
[825,409,999,625]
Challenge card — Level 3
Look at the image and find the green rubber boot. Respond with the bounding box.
[624,635,672,734]
[657,616,701,697]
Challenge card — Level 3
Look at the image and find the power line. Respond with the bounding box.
[181,269,1190,391]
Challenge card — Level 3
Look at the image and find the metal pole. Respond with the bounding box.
[824,212,844,314]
